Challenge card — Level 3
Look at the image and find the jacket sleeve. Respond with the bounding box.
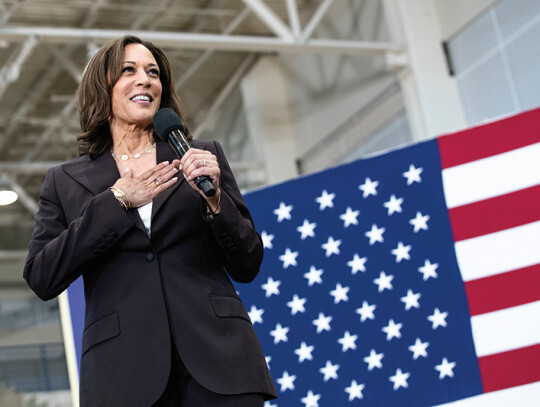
[23,166,134,301]
[205,141,264,283]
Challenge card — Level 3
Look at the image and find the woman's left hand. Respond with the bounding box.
[174,148,221,212]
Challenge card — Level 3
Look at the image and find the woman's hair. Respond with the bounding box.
[76,35,190,158]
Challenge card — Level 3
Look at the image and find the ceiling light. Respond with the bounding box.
[0,190,18,206]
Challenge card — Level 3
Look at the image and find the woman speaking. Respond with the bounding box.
[23,35,276,407]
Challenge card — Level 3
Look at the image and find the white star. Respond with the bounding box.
[287,294,307,315]
[408,338,429,360]
[301,390,321,407]
[279,248,299,269]
[264,402,277,407]
[365,224,385,245]
[383,194,404,215]
[265,355,271,369]
[356,301,376,322]
[428,308,448,329]
[260,231,274,249]
[312,312,332,334]
[248,305,264,324]
[435,357,456,379]
[363,349,384,371]
[329,283,349,304]
[347,254,367,275]
[269,323,289,344]
[389,368,410,390]
[319,360,340,382]
[373,271,394,292]
[359,177,379,198]
[345,380,365,401]
[315,190,335,211]
[273,201,293,222]
[304,266,323,286]
[297,219,317,240]
[337,331,358,352]
[382,319,403,341]
[294,342,315,363]
[339,207,359,228]
[261,277,281,297]
[418,259,439,281]
[276,371,296,392]
[321,236,341,257]
[403,164,423,185]
[400,289,421,311]
[409,211,430,233]
[391,241,412,263]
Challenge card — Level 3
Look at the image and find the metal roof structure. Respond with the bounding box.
[0,0,400,268]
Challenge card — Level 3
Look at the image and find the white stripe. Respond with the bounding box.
[471,301,540,357]
[455,221,540,281]
[442,142,540,208]
[433,381,540,407]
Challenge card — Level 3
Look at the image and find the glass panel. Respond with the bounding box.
[448,11,498,73]
[505,19,540,111]
[494,0,540,39]
[456,53,516,124]
[0,297,72,407]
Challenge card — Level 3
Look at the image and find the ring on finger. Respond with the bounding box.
[202,158,206,168]
[153,179,159,185]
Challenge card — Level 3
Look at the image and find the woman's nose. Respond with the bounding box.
[136,70,150,86]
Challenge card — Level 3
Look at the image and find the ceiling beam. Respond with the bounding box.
[0,26,403,55]
[285,0,301,39]
[300,0,336,43]
[240,0,294,41]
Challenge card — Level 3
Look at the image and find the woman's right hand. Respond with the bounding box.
[112,161,179,208]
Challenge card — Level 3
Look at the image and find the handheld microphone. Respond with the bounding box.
[153,108,216,197]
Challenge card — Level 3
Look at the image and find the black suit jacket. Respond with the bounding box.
[24,139,277,406]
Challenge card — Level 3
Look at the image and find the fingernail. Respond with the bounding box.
[124,168,130,173]
[172,177,178,182]
[162,161,169,165]
[178,165,182,171]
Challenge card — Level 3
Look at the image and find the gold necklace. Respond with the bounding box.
[111,142,156,161]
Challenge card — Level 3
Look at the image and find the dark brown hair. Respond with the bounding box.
[76,35,190,158]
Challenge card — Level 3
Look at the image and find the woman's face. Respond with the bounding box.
[110,43,162,130]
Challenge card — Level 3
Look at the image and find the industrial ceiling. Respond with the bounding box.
[0,0,400,273]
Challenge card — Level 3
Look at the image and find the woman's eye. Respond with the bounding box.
[122,66,134,73]
[148,69,160,76]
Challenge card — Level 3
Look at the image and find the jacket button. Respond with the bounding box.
[98,243,108,250]
[145,252,154,262]
[111,232,119,238]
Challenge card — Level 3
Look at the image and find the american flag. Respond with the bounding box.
[237,108,540,407]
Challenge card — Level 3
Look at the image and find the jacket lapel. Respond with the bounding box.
[151,139,207,220]
[61,152,149,232]
[62,152,119,196]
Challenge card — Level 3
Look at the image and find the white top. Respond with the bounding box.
[137,202,153,236]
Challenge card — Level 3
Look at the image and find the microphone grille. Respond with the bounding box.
[153,108,185,141]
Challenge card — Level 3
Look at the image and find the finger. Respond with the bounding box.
[140,161,170,181]
[121,167,134,178]
[151,176,179,198]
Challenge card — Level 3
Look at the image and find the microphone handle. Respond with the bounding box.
[167,131,216,197]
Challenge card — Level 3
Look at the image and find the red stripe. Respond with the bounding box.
[448,185,540,241]
[478,343,540,392]
[465,264,540,316]
[438,107,540,169]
